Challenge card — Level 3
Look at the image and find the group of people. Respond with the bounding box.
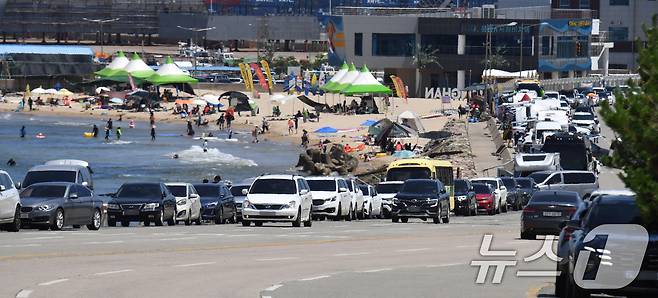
[382,139,416,154]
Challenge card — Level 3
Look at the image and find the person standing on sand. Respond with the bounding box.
[116,127,122,140]
[104,126,110,142]
[301,129,309,148]
[107,118,113,130]
[28,97,33,111]
[20,125,25,138]
[217,114,225,130]
[150,126,156,142]
[288,119,294,135]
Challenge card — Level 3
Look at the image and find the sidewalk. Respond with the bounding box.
[467,121,506,178]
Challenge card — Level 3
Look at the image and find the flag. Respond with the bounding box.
[245,63,254,92]
[24,83,30,99]
[239,63,252,91]
[128,74,137,90]
[311,74,318,86]
[260,60,274,90]
[251,63,269,91]
[390,75,408,103]
[319,72,326,86]
[295,74,303,93]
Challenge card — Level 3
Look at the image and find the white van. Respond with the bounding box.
[528,171,598,198]
[0,170,21,232]
[306,177,352,221]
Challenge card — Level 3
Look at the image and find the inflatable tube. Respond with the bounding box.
[83,132,94,138]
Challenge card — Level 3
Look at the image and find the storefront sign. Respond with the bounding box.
[424,87,467,100]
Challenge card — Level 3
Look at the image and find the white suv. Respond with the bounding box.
[242,175,313,227]
[166,183,202,226]
[359,184,382,219]
[376,181,403,218]
[346,179,365,220]
[470,177,508,213]
[307,177,352,221]
[0,170,21,232]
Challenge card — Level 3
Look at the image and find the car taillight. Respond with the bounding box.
[565,207,576,216]
[563,226,576,241]
[523,206,537,213]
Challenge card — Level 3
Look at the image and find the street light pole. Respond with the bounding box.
[83,18,120,55]
[176,26,216,74]
[484,22,517,113]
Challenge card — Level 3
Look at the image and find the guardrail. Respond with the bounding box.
[496,74,640,92]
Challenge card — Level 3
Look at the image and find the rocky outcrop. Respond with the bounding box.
[296,144,359,176]
[422,119,477,178]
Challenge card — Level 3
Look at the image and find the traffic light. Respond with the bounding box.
[576,42,582,56]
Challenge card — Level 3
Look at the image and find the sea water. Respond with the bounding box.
[0,112,298,194]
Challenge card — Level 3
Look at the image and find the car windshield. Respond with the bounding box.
[376,183,402,194]
[307,180,336,192]
[530,192,580,204]
[386,167,432,181]
[116,184,161,198]
[500,178,516,189]
[528,173,550,184]
[20,185,67,198]
[401,181,438,194]
[473,180,497,190]
[516,179,533,188]
[230,186,250,197]
[167,185,187,197]
[249,179,296,194]
[588,201,642,227]
[23,171,76,187]
[454,180,469,193]
[472,184,491,194]
[573,114,594,121]
[194,185,220,197]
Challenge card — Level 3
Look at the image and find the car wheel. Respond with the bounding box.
[292,208,302,227]
[391,215,399,223]
[441,208,450,224]
[367,205,373,219]
[108,218,117,227]
[87,209,102,230]
[333,203,342,221]
[496,201,501,214]
[502,202,508,213]
[254,221,263,227]
[194,209,202,225]
[144,220,150,226]
[345,204,352,221]
[6,206,20,232]
[184,210,192,226]
[241,220,251,226]
[400,217,409,223]
[166,209,176,226]
[303,210,312,227]
[520,231,535,240]
[432,208,441,224]
[121,221,130,227]
[51,208,65,231]
[156,209,165,226]
[215,208,224,225]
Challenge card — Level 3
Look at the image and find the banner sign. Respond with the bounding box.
[251,63,269,91]
[260,60,274,90]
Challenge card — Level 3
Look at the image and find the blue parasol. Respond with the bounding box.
[314,126,338,134]
[361,119,377,127]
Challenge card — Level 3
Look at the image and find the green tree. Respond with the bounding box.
[481,46,510,69]
[600,16,658,226]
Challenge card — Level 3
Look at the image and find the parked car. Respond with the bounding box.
[453,179,477,216]
[528,170,598,198]
[230,182,251,221]
[391,179,450,224]
[559,195,657,297]
[107,183,177,227]
[359,184,382,219]
[470,177,508,213]
[375,181,403,218]
[21,160,94,190]
[0,170,21,232]
[500,177,523,211]
[520,190,583,240]
[472,183,497,215]
[19,182,102,231]
[193,183,236,224]
[241,175,313,227]
[166,183,202,226]
[306,177,352,221]
[571,112,599,133]
[555,197,593,297]
[346,178,365,219]
[514,177,538,206]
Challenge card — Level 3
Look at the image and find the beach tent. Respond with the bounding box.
[368,118,417,146]
[297,95,331,112]
[320,62,349,92]
[340,65,392,96]
[95,51,129,77]
[147,56,198,85]
[397,110,425,133]
[330,63,359,93]
[202,94,220,106]
[219,91,254,112]
[123,53,156,79]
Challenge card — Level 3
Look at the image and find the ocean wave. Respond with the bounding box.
[1,113,11,120]
[105,140,134,145]
[170,146,257,167]
[54,121,89,127]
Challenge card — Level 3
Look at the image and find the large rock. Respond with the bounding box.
[297,144,359,176]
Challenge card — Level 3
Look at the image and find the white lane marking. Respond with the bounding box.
[455,245,478,249]
[159,237,197,241]
[332,252,370,257]
[84,240,124,245]
[97,233,136,236]
[173,262,216,268]
[228,234,262,237]
[424,262,463,268]
[358,268,392,273]
[1,244,42,248]
[255,257,299,262]
[38,279,69,286]
[263,284,283,291]
[261,296,272,298]
[21,236,64,241]
[370,223,394,227]
[299,275,330,281]
[93,269,134,276]
[337,229,366,233]
[16,289,33,298]
[396,248,431,253]
[516,271,560,277]
[191,233,225,236]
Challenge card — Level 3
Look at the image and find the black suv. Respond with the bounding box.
[193,183,236,224]
[454,179,477,216]
[391,179,450,224]
[107,183,177,227]
[500,177,523,211]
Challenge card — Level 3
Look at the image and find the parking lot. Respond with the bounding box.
[0,211,563,298]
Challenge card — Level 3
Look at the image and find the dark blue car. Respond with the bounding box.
[193,183,236,224]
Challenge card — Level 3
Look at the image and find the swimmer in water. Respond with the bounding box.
[173,154,179,159]
[6,158,16,166]
[203,139,208,153]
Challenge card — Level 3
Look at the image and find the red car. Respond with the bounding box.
[472,183,496,215]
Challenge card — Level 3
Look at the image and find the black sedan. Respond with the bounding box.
[19,182,103,231]
[106,183,177,227]
[391,179,450,224]
[193,183,236,224]
[453,179,477,216]
[514,177,538,206]
[500,177,523,211]
[520,190,583,240]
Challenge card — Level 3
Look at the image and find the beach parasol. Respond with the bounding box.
[202,94,220,105]
[44,88,58,94]
[95,87,111,94]
[109,98,124,104]
[192,99,207,106]
[361,119,378,127]
[57,89,74,96]
[314,126,338,134]
[31,87,47,94]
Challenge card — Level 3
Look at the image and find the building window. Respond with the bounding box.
[560,0,570,8]
[420,34,457,55]
[557,36,576,58]
[541,36,553,56]
[609,27,629,41]
[580,0,590,8]
[609,0,629,5]
[354,33,363,56]
[372,33,415,57]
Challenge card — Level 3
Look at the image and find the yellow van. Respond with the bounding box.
[386,158,455,210]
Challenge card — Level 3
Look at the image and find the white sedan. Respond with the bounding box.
[165,183,202,225]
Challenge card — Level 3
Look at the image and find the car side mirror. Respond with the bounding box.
[69,193,79,199]
[242,189,249,195]
[469,186,474,191]
[0,185,5,191]
[300,189,309,195]
[339,187,348,193]
[440,188,446,194]
[81,181,89,187]
[500,186,507,191]
[15,182,21,189]
[190,194,200,199]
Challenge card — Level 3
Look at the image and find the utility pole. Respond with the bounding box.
[176,26,216,75]
[83,18,120,55]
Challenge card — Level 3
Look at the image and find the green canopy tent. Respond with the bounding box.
[340,65,391,96]
[147,56,198,85]
[95,51,129,77]
[326,63,359,93]
[320,62,348,92]
[123,53,156,79]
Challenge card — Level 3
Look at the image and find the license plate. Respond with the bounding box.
[124,210,139,216]
[407,206,421,212]
[543,211,561,217]
[20,213,29,219]
[260,211,276,216]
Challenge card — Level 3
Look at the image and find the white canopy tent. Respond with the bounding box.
[397,110,425,133]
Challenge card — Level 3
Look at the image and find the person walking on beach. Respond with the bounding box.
[216,114,225,130]
[187,120,195,136]
[28,97,33,111]
[226,112,233,128]
[294,111,302,133]
[104,126,110,142]
[287,119,294,135]
[261,118,269,133]
[107,118,113,130]
[92,124,99,137]
[20,125,25,138]
[301,129,309,148]
[150,125,156,142]
[116,127,122,140]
